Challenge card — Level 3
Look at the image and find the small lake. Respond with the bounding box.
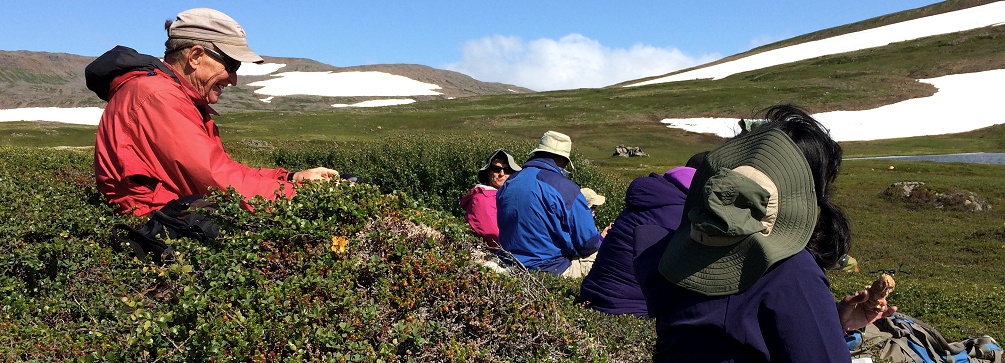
[845,152,1005,165]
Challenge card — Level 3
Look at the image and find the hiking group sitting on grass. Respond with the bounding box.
[460,109,1002,363]
[87,7,1001,363]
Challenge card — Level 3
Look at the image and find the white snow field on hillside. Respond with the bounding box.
[0,66,442,125]
[628,2,1005,86]
[332,99,416,108]
[662,69,1005,142]
[0,107,104,126]
[651,1,1005,141]
[237,62,287,76]
[247,71,441,97]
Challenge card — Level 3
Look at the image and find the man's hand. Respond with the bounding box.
[293,167,340,182]
[838,289,897,331]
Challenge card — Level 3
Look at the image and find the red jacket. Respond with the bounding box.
[94,63,293,216]
[459,184,501,252]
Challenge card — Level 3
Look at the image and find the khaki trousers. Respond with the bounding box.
[560,252,598,278]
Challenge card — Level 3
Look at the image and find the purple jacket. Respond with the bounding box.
[578,168,694,316]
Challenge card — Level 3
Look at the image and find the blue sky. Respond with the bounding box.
[4,0,942,90]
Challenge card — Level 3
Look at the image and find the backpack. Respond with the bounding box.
[85,45,180,102]
[113,195,219,264]
[849,313,1003,363]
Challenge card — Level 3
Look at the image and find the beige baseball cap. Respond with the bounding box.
[168,8,264,64]
[529,130,573,168]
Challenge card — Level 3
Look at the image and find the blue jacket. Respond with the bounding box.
[578,168,692,316]
[497,157,601,275]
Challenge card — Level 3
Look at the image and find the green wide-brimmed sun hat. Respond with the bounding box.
[477,149,522,185]
[655,127,818,296]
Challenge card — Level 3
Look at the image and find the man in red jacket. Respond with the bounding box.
[87,8,338,216]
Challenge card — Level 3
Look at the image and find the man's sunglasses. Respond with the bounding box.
[203,47,241,74]
[487,165,513,174]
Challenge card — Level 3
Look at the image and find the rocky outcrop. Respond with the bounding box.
[883,181,991,212]
[612,145,649,157]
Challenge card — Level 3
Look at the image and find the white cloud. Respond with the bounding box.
[444,34,720,91]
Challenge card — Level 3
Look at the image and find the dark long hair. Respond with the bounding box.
[754,104,851,269]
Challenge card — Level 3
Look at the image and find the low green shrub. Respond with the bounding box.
[258,134,627,228]
[5,141,1003,362]
[0,145,649,362]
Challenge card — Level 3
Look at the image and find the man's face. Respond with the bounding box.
[487,160,512,189]
[191,46,238,104]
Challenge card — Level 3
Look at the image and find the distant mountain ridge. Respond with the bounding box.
[0,50,534,113]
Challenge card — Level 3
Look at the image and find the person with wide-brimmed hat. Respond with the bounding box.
[632,105,896,362]
[497,131,601,278]
[460,149,522,252]
[87,8,339,216]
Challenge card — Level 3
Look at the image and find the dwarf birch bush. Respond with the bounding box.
[0,145,652,362]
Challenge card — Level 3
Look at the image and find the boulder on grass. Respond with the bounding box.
[613,145,649,157]
[882,181,991,212]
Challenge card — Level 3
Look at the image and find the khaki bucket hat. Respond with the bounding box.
[647,127,818,296]
[581,188,606,209]
[168,8,264,64]
[529,130,573,169]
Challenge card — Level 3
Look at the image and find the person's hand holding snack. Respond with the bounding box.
[838,274,897,331]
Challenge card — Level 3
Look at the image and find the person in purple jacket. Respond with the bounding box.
[633,105,895,363]
[577,153,705,317]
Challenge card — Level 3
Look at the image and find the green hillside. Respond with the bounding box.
[623,0,1002,85]
[6,22,1005,174]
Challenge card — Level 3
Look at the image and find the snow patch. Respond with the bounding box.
[0,107,104,126]
[248,71,442,97]
[628,2,1005,87]
[237,62,286,76]
[661,70,1005,142]
[332,99,416,108]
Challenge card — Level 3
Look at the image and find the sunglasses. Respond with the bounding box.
[203,47,241,74]
[487,165,512,174]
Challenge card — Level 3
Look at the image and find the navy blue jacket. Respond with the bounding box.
[579,170,691,316]
[497,157,600,275]
[635,246,851,363]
